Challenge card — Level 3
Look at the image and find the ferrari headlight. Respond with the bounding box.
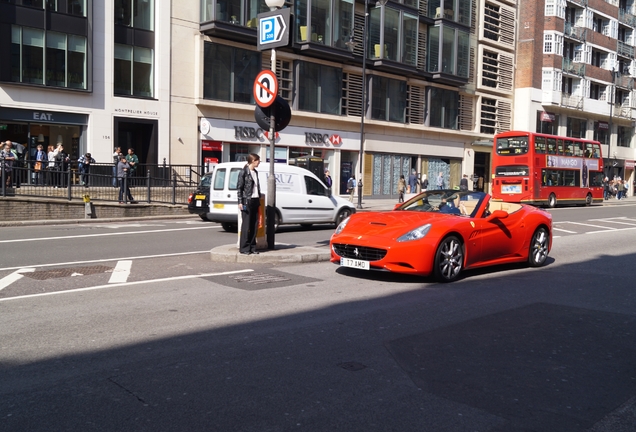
[397,223,432,242]
[334,216,351,234]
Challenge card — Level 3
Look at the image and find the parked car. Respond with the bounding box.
[330,190,552,282]
[202,161,355,232]
[187,171,214,220]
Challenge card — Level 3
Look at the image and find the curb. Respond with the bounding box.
[0,214,198,227]
[210,243,331,264]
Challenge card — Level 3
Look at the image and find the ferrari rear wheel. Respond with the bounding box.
[528,227,549,267]
[433,235,464,283]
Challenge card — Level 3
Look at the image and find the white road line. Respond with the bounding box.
[588,218,636,226]
[0,226,219,244]
[0,268,35,292]
[0,250,209,272]
[586,226,636,235]
[552,227,578,234]
[109,260,132,284]
[0,269,254,303]
[564,221,618,230]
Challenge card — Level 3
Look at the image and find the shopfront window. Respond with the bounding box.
[298,62,342,115]
[114,44,154,98]
[371,76,407,123]
[203,43,260,103]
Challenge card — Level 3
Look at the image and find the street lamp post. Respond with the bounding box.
[357,0,369,210]
[264,0,285,249]
[608,67,619,179]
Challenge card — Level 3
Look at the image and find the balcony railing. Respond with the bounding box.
[615,75,634,89]
[617,103,634,119]
[561,93,584,109]
[564,22,586,41]
[618,41,635,59]
[562,58,586,76]
[619,9,636,26]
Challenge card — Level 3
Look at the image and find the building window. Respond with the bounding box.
[11,25,86,90]
[617,126,632,147]
[483,1,515,47]
[428,0,471,26]
[371,76,407,123]
[566,117,586,138]
[480,98,496,134]
[544,0,565,18]
[543,32,563,55]
[67,0,86,16]
[536,111,559,134]
[429,87,458,129]
[298,62,342,115]
[114,44,154,98]
[428,25,469,77]
[368,5,418,65]
[593,121,608,145]
[203,42,260,103]
[115,0,154,31]
[295,0,354,48]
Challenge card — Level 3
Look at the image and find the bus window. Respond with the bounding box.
[564,140,574,156]
[547,138,557,154]
[585,143,594,158]
[496,136,529,155]
[557,140,565,155]
[573,142,583,157]
[592,144,600,158]
[535,136,546,154]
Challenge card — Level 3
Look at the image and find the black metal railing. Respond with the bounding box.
[1,162,205,205]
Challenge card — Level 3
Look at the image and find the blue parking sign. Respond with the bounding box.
[256,8,290,51]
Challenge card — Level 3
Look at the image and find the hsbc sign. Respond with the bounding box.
[305,132,343,146]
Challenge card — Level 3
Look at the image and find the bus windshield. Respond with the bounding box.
[496,136,529,155]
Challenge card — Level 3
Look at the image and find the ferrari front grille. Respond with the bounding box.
[332,244,387,261]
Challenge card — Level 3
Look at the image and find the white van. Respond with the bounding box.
[204,162,356,231]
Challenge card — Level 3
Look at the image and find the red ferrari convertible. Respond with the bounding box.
[330,190,552,282]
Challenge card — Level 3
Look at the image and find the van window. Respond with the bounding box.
[213,169,226,190]
[229,168,242,190]
[305,176,328,196]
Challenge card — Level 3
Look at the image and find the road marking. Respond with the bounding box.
[552,227,577,234]
[0,268,35,292]
[0,250,209,272]
[0,226,220,244]
[586,226,636,235]
[0,269,254,303]
[565,221,618,230]
[588,218,636,226]
[109,260,132,284]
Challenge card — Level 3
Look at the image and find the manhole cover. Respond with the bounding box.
[203,270,321,291]
[23,265,112,280]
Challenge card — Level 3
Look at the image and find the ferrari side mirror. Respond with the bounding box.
[488,210,509,220]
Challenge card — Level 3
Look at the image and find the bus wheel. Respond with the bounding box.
[548,193,557,208]
[585,193,593,206]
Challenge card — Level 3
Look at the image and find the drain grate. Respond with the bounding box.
[228,272,291,285]
[23,265,112,280]
[203,269,321,291]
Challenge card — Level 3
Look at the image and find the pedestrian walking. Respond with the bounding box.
[398,175,406,203]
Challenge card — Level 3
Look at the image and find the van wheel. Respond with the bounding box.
[335,208,353,227]
[548,193,557,208]
[221,223,237,232]
[274,211,281,231]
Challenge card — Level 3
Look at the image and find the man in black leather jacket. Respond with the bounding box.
[236,153,262,255]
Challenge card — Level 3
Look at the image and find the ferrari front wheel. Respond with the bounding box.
[433,235,464,283]
[528,227,549,267]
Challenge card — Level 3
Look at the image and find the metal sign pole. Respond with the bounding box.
[267,48,277,250]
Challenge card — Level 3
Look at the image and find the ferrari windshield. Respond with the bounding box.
[398,190,488,218]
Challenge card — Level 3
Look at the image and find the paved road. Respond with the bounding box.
[1,204,636,431]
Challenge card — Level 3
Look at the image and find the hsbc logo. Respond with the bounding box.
[304,132,343,146]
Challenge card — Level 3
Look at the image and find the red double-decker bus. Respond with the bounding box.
[491,131,604,207]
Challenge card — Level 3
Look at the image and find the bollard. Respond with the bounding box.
[83,194,94,219]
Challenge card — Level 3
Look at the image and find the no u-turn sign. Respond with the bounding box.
[253,70,278,108]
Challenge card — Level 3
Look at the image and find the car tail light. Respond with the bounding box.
[187,193,194,204]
